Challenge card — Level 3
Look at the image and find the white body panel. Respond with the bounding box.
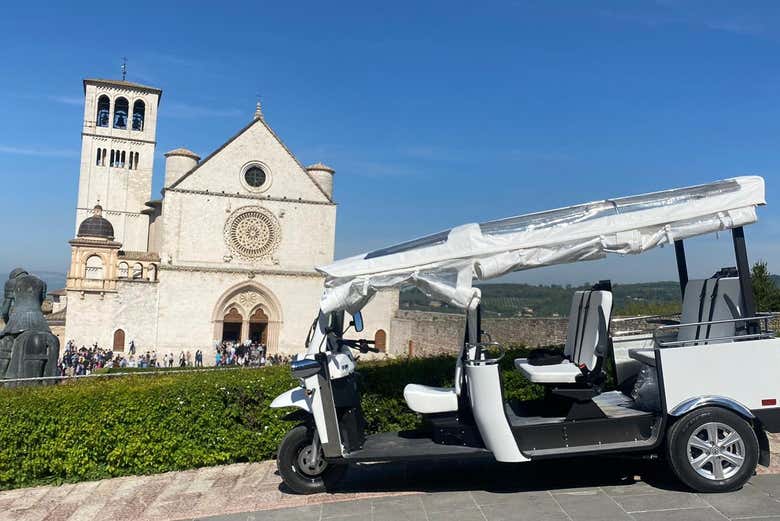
[660,337,780,412]
[465,363,528,462]
[270,387,312,413]
[304,373,331,444]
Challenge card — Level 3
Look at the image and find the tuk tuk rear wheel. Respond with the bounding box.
[277,424,347,494]
[666,407,758,493]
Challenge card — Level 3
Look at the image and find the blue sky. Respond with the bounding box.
[0,1,779,285]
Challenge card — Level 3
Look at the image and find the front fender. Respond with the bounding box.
[270,387,311,413]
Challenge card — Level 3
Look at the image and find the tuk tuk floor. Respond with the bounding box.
[1,434,779,521]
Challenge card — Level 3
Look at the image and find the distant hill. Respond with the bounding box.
[400,281,683,317]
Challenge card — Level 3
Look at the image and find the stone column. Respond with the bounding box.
[240,320,249,343]
[214,320,224,342]
[267,321,281,354]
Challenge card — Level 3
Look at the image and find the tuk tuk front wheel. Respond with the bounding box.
[277,424,347,494]
[666,407,758,493]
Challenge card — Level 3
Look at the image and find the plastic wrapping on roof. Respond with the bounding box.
[317,176,765,314]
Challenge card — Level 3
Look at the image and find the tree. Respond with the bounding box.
[750,260,780,312]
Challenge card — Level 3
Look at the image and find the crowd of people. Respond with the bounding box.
[58,342,115,376]
[57,339,289,376]
[214,341,290,367]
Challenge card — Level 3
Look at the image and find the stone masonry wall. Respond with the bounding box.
[389,310,700,357]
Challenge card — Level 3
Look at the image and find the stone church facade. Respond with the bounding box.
[63,78,396,358]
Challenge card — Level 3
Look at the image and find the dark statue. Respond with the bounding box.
[0,268,59,383]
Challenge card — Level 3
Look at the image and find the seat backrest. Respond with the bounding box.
[678,277,743,345]
[564,290,613,371]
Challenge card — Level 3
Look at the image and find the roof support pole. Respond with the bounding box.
[476,304,482,343]
[674,240,689,297]
[732,226,757,327]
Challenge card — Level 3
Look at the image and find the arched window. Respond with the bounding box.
[118,262,129,278]
[113,329,125,352]
[113,97,129,129]
[110,149,115,167]
[120,151,126,168]
[96,149,101,166]
[128,151,134,170]
[147,264,157,281]
[101,148,107,166]
[374,329,387,353]
[85,255,104,280]
[132,263,143,279]
[132,100,145,131]
[134,152,139,168]
[96,95,110,127]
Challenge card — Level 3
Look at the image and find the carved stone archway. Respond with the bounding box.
[212,282,282,352]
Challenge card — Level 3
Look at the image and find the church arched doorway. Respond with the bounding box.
[212,282,282,352]
[249,308,268,345]
[222,307,243,343]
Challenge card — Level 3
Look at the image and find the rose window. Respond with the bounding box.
[224,207,280,260]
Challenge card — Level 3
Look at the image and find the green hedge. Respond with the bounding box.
[94,365,225,374]
[0,347,542,490]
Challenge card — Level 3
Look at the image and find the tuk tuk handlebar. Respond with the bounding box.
[337,338,379,353]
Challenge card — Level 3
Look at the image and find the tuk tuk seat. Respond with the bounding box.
[403,384,458,414]
[677,276,743,345]
[515,290,612,384]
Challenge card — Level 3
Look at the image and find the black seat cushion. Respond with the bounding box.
[527,348,566,366]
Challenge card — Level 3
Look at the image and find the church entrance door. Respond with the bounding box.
[249,308,268,344]
[113,329,125,351]
[222,307,243,343]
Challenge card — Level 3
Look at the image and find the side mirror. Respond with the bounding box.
[351,311,364,332]
[291,358,321,379]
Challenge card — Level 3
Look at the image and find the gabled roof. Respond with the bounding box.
[166,117,333,202]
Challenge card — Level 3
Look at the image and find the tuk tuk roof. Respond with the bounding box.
[318,176,765,314]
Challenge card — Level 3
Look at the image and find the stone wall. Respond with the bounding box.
[388,310,693,357]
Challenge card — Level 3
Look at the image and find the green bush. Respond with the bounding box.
[0,347,542,490]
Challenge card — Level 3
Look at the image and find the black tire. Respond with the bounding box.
[277,424,347,494]
[666,407,758,493]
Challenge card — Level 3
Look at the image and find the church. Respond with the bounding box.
[63,77,397,358]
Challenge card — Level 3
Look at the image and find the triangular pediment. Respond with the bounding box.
[167,118,332,202]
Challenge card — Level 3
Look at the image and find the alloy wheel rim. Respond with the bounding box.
[296,444,328,477]
[686,421,745,481]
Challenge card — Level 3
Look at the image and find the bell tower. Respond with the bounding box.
[75,75,162,252]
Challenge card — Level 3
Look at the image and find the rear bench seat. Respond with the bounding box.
[629,274,745,363]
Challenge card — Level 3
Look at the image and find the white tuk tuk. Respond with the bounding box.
[271,176,779,494]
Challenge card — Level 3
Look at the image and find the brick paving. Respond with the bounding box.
[0,433,777,521]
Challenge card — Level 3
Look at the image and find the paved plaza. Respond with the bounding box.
[2,454,780,521]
